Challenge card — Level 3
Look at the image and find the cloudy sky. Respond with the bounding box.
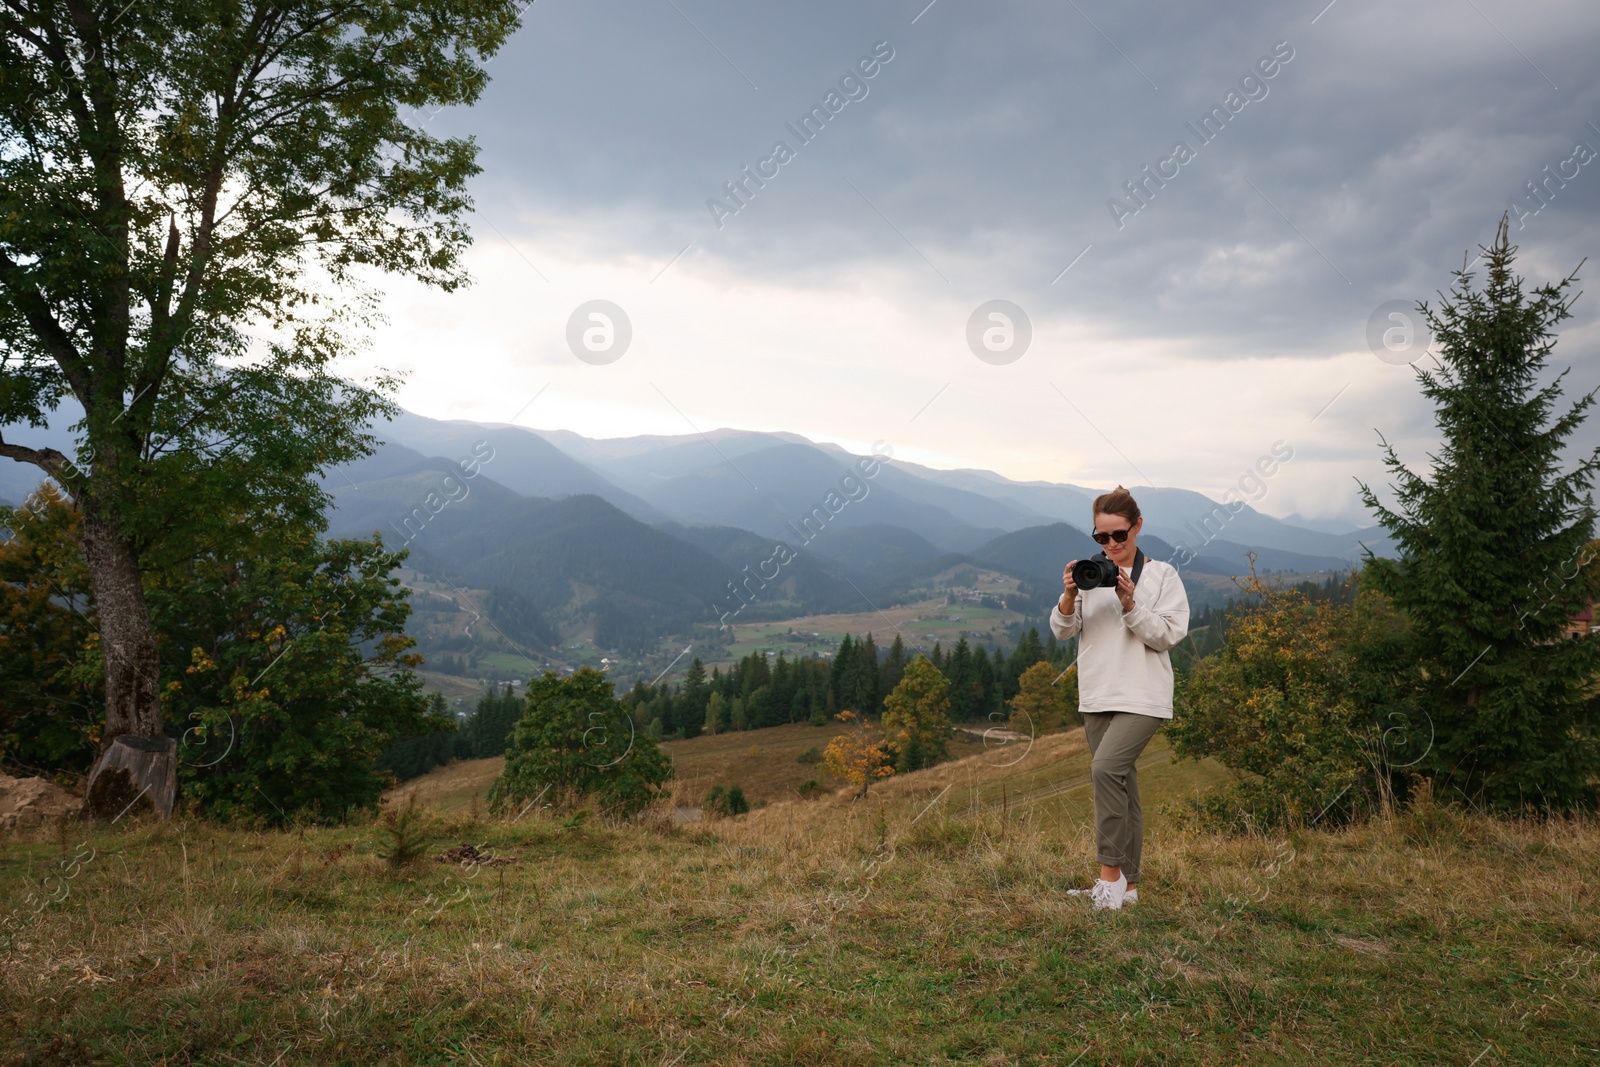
[348,0,1600,526]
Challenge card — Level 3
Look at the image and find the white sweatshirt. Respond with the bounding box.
[1048,555,1191,719]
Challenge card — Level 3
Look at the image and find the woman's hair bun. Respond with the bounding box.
[1093,485,1141,524]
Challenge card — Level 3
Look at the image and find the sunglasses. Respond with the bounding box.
[1091,528,1131,545]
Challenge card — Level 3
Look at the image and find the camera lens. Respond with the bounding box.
[1071,558,1108,589]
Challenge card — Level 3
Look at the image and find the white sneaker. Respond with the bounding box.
[1125,887,1138,904]
[1084,873,1127,910]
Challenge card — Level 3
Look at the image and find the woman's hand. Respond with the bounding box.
[1115,568,1137,613]
[1060,561,1078,613]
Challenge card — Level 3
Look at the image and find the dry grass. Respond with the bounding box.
[3,740,1597,1066]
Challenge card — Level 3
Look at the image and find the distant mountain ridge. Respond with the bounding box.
[503,417,1392,563]
[5,402,1393,655]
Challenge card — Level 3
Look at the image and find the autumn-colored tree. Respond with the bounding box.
[822,710,895,798]
[704,691,724,736]
[1167,559,1417,831]
[881,656,952,771]
[1007,660,1076,736]
[0,485,101,777]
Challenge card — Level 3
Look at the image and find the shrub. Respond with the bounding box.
[1166,561,1420,832]
[703,784,749,818]
[376,794,435,869]
[488,668,673,820]
[796,746,823,764]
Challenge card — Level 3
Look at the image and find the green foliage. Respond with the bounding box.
[374,693,459,782]
[1167,564,1419,832]
[882,656,952,771]
[489,667,673,819]
[1357,220,1600,814]
[153,531,438,825]
[703,784,749,818]
[893,731,927,774]
[680,657,708,739]
[796,779,824,799]
[457,683,522,759]
[1008,660,1075,736]
[795,746,823,765]
[0,0,525,766]
[0,483,437,821]
[0,486,101,778]
[376,794,436,870]
[704,691,724,736]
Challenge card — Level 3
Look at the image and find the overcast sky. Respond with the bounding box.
[346,0,1600,525]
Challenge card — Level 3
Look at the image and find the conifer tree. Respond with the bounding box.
[831,634,856,711]
[1357,218,1600,812]
[1006,628,1046,700]
[946,637,975,719]
[882,633,908,701]
[682,657,709,736]
[858,632,880,714]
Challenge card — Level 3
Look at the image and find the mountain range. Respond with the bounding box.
[2,403,1396,653]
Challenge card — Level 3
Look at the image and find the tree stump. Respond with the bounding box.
[83,735,177,821]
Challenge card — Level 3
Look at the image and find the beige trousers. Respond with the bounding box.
[1081,710,1164,882]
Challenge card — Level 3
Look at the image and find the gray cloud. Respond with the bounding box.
[436,0,1598,358]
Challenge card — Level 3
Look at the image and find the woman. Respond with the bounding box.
[1050,486,1190,910]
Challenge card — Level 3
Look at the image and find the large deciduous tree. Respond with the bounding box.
[1358,218,1600,813]
[0,1,523,813]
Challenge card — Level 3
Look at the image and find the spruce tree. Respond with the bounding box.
[858,633,881,714]
[682,657,709,735]
[1357,218,1600,813]
[831,635,856,711]
[946,637,975,719]
[1006,628,1046,700]
[883,634,908,700]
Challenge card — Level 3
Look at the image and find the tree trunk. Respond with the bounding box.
[83,734,176,820]
[79,503,170,819]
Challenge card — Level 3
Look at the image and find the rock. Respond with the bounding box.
[434,843,514,866]
[0,770,82,831]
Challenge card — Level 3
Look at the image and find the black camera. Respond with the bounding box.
[1071,552,1121,590]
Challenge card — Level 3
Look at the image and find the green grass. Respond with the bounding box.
[4,747,1597,1065]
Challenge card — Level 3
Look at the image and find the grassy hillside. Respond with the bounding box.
[392,721,1226,822]
[6,732,1596,1065]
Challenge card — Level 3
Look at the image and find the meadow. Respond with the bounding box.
[2,725,1596,1066]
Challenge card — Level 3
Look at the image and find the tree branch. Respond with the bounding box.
[0,248,93,403]
[0,428,71,481]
